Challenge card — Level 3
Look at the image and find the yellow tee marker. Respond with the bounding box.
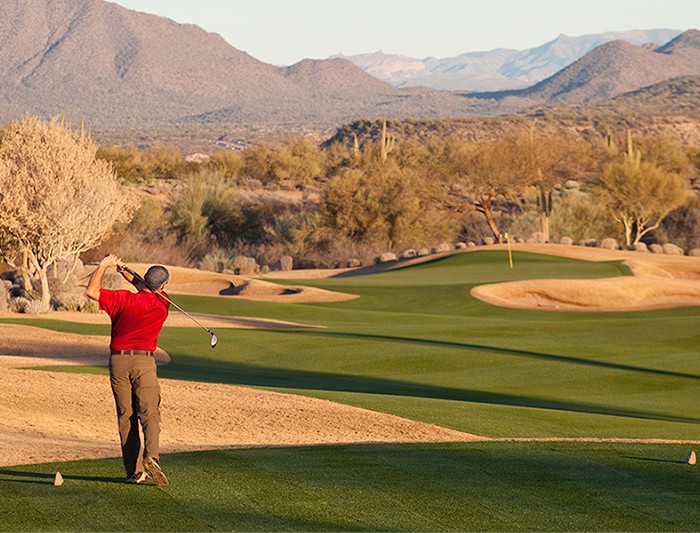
[505,232,513,269]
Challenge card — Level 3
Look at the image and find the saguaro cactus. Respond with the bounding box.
[379,118,395,162]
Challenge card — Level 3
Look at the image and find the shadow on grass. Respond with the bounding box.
[624,456,688,465]
[286,330,700,381]
[0,469,124,485]
[160,334,700,425]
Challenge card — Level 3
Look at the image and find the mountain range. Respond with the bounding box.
[340,29,682,91]
[0,0,698,144]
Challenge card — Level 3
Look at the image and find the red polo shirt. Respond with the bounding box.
[99,289,170,352]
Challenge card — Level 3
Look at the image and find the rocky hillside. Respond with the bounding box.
[0,0,697,143]
[0,0,478,128]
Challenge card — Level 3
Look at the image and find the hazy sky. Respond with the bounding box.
[111,0,697,65]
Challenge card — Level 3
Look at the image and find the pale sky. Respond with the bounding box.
[110,0,698,65]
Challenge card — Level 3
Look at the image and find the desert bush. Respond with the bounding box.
[83,194,189,265]
[655,197,700,251]
[169,170,242,260]
[549,194,621,243]
[239,137,325,188]
[322,161,454,251]
[97,144,143,182]
[206,150,243,182]
[142,144,185,180]
[23,298,47,314]
[503,211,539,243]
[9,296,30,313]
[199,249,235,273]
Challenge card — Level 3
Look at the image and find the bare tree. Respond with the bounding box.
[0,116,133,310]
[598,132,691,246]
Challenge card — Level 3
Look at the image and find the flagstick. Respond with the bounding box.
[505,232,513,269]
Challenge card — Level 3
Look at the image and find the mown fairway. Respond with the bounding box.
[2,250,699,531]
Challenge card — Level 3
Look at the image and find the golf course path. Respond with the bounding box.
[0,324,485,468]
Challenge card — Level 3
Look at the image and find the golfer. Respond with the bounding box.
[86,254,170,486]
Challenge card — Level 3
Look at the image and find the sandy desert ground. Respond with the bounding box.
[1,243,699,468]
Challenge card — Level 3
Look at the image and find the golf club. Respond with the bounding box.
[121,265,218,348]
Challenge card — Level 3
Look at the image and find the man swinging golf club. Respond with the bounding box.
[86,254,170,486]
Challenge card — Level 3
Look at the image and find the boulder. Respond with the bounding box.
[417,248,431,256]
[649,243,664,254]
[483,237,495,245]
[688,249,700,257]
[401,249,417,259]
[600,238,619,250]
[467,242,476,248]
[634,242,649,252]
[376,252,397,263]
[432,243,451,253]
[662,243,684,256]
[455,242,467,250]
[234,256,259,276]
[531,232,547,244]
[347,258,362,268]
[280,255,293,271]
[559,236,573,246]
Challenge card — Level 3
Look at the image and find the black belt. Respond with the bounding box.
[110,349,154,357]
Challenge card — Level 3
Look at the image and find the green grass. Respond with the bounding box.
[1,443,698,532]
[2,250,699,531]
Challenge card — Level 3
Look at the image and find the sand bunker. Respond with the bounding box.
[472,276,700,311]
[0,325,484,467]
[111,263,358,304]
[469,244,700,312]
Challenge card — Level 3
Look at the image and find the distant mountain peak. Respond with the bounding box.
[512,30,700,103]
[343,29,683,91]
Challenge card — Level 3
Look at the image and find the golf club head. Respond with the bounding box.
[210,333,218,348]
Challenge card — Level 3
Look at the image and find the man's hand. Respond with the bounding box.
[86,254,122,302]
[100,254,122,269]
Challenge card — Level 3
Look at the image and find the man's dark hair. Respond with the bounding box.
[144,266,170,291]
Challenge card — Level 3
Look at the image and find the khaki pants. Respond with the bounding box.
[109,354,161,477]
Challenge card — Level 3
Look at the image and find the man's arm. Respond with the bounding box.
[85,254,121,301]
[117,264,148,291]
